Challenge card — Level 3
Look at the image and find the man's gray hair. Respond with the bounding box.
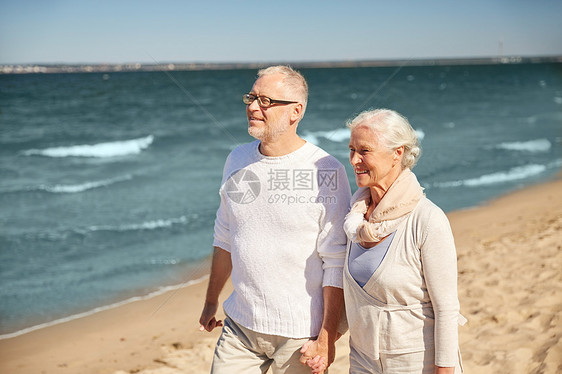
[347,108,422,169]
[258,65,308,115]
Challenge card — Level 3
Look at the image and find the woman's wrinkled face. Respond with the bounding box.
[348,125,401,189]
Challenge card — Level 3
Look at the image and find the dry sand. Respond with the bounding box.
[1,177,560,374]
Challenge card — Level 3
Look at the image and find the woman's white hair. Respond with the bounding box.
[346,108,421,169]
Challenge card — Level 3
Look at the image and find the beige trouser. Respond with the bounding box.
[211,316,313,374]
[349,344,463,374]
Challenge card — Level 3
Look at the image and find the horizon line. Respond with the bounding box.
[1,55,561,74]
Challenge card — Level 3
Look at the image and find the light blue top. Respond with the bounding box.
[348,231,395,287]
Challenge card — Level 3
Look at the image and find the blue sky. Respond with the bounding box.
[1,0,561,65]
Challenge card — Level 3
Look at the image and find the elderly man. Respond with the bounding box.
[199,65,351,373]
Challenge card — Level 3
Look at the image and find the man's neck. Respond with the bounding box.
[258,134,306,157]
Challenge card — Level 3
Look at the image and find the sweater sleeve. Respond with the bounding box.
[317,164,351,289]
[212,154,233,252]
[420,206,460,367]
[212,190,231,252]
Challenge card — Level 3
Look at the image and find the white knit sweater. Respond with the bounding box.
[213,140,351,338]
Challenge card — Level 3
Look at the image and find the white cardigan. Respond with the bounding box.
[343,197,464,367]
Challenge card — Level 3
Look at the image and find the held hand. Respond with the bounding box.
[305,354,327,374]
[198,302,223,332]
[299,339,331,374]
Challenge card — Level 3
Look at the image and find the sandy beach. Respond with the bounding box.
[1,176,560,374]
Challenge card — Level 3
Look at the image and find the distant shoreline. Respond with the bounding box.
[2,55,561,74]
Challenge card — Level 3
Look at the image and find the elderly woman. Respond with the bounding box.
[340,109,463,374]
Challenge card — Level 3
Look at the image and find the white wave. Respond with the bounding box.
[0,275,209,340]
[302,127,424,146]
[302,128,351,145]
[302,132,320,145]
[148,258,180,265]
[36,175,132,193]
[547,159,562,170]
[496,139,551,153]
[88,215,191,232]
[328,128,352,142]
[433,164,547,188]
[22,135,154,158]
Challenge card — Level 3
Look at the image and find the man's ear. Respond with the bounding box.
[290,103,304,122]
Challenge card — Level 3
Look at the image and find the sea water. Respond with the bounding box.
[0,63,561,337]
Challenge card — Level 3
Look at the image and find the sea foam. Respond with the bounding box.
[302,128,425,145]
[496,139,551,153]
[22,135,154,158]
[0,275,208,340]
[87,215,192,232]
[432,164,547,188]
[302,128,351,145]
[36,175,133,193]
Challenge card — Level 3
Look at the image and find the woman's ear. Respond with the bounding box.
[394,146,404,163]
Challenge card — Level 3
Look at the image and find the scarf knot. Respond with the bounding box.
[344,169,424,244]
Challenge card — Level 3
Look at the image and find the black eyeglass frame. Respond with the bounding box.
[243,93,298,108]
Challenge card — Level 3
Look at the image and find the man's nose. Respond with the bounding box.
[248,98,261,111]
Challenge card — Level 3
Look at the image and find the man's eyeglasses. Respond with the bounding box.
[243,93,298,108]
